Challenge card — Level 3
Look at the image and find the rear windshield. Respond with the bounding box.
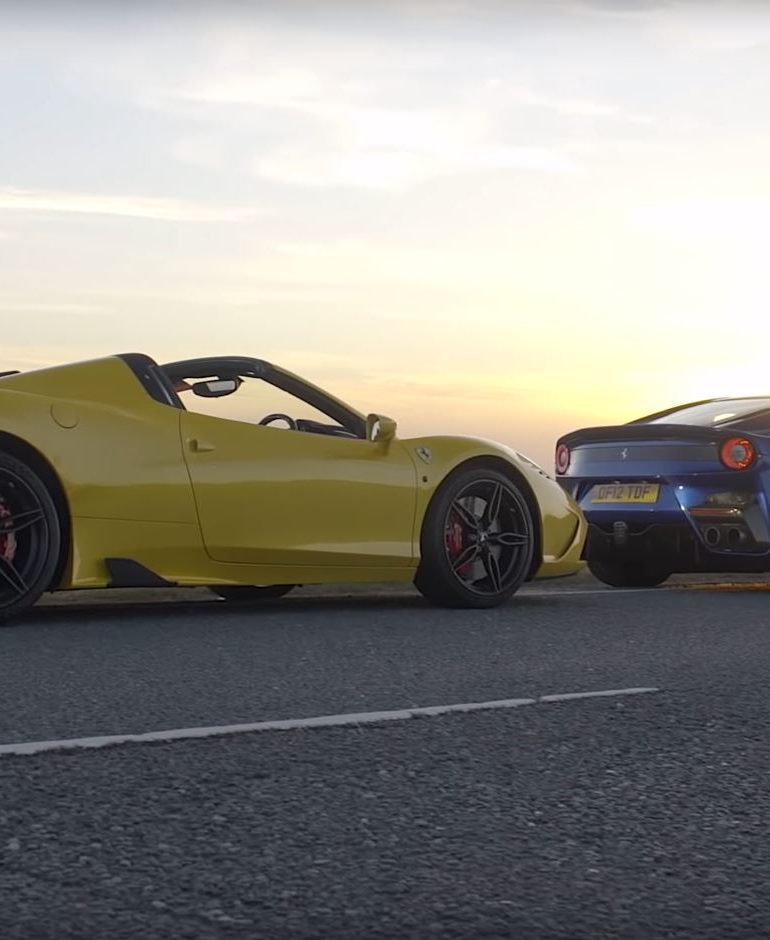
[645,399,770,426]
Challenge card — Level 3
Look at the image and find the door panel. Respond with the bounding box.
[180,411,418,566]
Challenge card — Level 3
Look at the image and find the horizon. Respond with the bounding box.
[3,0,769,469]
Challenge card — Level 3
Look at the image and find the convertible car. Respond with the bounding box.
[0,352,585,621]
[556,397,770,587]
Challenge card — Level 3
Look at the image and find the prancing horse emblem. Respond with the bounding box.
[621,448,629,460]
[416,447,432,464]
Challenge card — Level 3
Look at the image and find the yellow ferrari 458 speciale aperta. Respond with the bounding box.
[0,353,586,621]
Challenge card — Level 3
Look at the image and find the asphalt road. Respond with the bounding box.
[3,574,770,938]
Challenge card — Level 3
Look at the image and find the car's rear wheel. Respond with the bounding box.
[0,452,61,624]
[213,584,295,602]
[588,556,670,588]
[415,467,535,609]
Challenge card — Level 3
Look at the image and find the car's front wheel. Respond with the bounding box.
[588,556,670,588]
[212,584,295,603]
[0,452,61,624]
[415,467,535,609]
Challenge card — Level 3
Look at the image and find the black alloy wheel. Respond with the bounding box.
[0,453,61,624]
[415,467,535,608]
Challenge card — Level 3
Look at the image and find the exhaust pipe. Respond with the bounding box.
[726,527,748,548]
[703,526,722,547]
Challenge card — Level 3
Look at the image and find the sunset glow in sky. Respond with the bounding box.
[2,0,769,468]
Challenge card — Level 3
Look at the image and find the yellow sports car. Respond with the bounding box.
[0,353,586,622]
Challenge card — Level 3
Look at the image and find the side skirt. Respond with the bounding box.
[105,558,177,589]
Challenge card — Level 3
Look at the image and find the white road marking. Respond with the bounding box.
[0,687,659,758]
[539,688,654,702]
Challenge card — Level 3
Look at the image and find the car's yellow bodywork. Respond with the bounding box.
[0,355,585,592]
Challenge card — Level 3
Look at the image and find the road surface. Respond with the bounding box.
[2,573,770,938]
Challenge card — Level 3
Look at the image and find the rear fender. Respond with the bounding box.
[0,382,196,526]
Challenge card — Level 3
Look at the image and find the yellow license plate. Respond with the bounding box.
[590,483,660,504]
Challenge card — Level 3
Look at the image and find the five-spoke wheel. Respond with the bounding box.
[415,467,535,608]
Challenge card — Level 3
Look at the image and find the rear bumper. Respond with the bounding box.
[585,520,770,572]
[563,473,770,562]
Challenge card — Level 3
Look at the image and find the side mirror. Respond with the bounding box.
[191,377,241,398]
[366,413,397,443]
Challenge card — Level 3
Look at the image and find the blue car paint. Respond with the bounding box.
[556,403,770,571]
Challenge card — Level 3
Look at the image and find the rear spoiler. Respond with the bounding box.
[557,423,740,448]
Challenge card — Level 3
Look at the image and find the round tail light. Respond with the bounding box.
[555,443,571,475]
[719,437,757,471]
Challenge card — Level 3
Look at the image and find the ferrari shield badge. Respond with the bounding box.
[415,447,432,463]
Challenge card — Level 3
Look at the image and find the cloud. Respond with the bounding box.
[249,95,580,190]
[165,61,654,190]
[495,83,652,125]
[220,237,526,290]
[567,0,672,15]
[645,4,770,53]
[170,136,225,168]
[630,196,770,242]
[569,0,770,52]
[2,345,99,371]
[3,10,664,194]
[0,187,259,222]
[76,284,345,306]
[255,142,578,191]
[0,301,109,315]
[153,36,667,192]
[176,66,330,109]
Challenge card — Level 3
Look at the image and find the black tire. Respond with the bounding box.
[213,584,295,602]
[587,556,670,588]
[415,467,536,609]
[0,452,61,624]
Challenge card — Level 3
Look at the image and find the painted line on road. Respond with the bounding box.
[540,688,654,702]
[0,687,659,758]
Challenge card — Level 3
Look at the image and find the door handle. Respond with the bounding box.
[188,437,215,453]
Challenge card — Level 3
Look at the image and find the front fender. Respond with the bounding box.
[401,435,585,575]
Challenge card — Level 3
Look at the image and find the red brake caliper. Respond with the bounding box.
[0,502,17,564]
[446,511,472,576]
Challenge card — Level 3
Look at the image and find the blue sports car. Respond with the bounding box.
[555,397,770,587]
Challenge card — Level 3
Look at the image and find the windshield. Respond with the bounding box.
[645,399,770,426]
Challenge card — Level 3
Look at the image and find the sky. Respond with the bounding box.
[2,0,769,469]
